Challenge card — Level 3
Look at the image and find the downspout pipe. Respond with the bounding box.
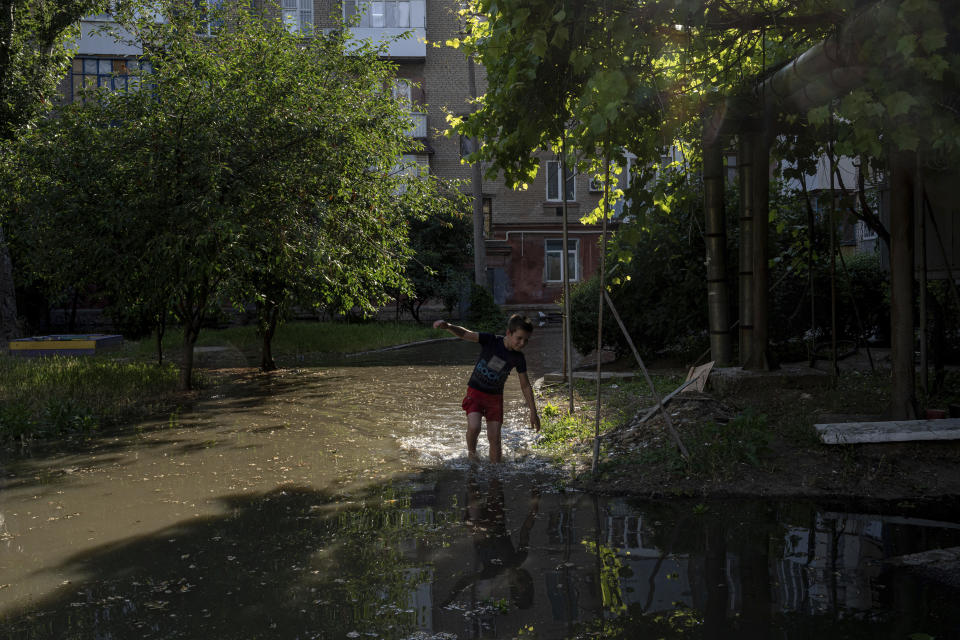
[703,131,731,365]
[702,0,906,371]
[706,0,898,143]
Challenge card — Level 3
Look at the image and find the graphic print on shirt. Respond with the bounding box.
[475,355,507,388]
[467,333,526,395]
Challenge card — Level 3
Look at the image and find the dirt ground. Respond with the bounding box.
[565,349,960,502]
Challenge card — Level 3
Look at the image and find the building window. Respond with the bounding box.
[195,0,225,36]
[460,135,477,159]
[482,197,493,237]
[344,1,412,28]
[590,155,637,193]
[391,79,411,103]
[546,160,575,202]
[545,238,579,282]
[70,57,151,101]
[282,0,313,34]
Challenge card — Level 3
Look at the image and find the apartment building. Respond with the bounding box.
[69,1,609,310]
[330,0,609,310]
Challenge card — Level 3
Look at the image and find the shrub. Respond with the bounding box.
[466,283,505,332]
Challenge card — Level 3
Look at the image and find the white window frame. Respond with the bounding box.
[546,160,575,202]
[545,238,579,283]
[344,0,412,28]
[282,0,313,35]
[391,79,411,104]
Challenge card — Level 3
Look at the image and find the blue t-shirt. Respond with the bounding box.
[467,332,527,395]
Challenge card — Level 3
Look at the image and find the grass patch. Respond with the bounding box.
[535,401,617,467]
[540,372,774,484]
[685,409,771,479]
[3,321,441,444]
[0,355,180,443]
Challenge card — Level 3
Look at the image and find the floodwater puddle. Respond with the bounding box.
[2,332,959,638]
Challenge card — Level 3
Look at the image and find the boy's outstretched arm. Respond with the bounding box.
[517,372,541,432]
[433,319,479,342]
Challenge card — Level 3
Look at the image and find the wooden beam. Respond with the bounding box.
[815,419,960,444]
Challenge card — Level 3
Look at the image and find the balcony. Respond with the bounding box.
[343,0,426,59]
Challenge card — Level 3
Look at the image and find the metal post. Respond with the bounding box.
[703,133,731,366]
[738,133,755,366]
[561,143,574,413]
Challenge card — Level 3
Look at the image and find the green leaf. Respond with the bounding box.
[589,113,607,134]
[551,25,568,48]
[883,91,918,117]
[531,29,548,57]
[891,127,920,151]
[807,105,830,126]
[552,9,566,22]
[896,34,917,59]
[919,27,947,52]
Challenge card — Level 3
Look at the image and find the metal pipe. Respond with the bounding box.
[738,132,755,366]
[703,133,731,365]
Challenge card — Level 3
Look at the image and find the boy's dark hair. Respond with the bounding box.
[507,313,534,334]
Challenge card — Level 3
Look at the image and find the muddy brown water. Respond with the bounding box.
[2,329,960,639]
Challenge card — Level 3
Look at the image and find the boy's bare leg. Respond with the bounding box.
[486,421,503,463]
[466,412,483,460]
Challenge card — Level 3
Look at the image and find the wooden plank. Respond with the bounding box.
[815,418,960,444]
[637,378,699,423]
[886,546,960,567]
[681,361,715,393]
[636,362,715,424]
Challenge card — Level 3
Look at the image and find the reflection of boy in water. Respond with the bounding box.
[433,314,540,463]
[444,477,540,610]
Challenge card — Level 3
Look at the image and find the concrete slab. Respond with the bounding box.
[543,370,636,383]
[709,363,831,394]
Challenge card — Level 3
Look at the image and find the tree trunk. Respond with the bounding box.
[259,301,279,372]
[156,313,166,366]
[467,56,486,286]
[0,224,19,344]
[889,153,917,419]
[68,287,80,333]
[180,324,199,391]
[703,132,731,365]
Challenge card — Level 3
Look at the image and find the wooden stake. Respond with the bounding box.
[603,290,690,460]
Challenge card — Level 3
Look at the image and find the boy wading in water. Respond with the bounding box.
[433,314,541,462]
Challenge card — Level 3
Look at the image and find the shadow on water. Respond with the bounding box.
[4,330,960,638]
[2,467,960,639]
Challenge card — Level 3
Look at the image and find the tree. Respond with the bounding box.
[398,191,472,323]
[0,0,111,343]
[456,0,960,417]
[12,1,458,384]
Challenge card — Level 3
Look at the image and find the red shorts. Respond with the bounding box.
[462,388,504,423]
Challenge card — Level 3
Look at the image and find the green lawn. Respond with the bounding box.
[132,321,444,359]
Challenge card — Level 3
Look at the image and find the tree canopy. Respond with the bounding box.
[451,0,959,191]
[10,1,461,383]
[0,0,111,342]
